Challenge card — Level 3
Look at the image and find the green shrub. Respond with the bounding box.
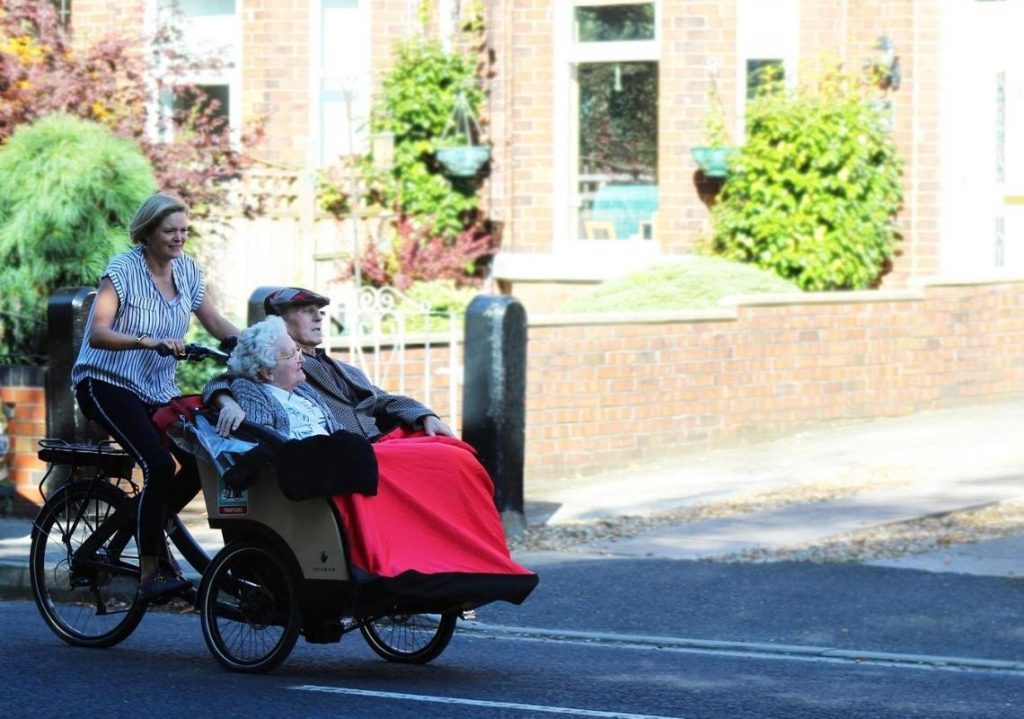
[0,114,156,363]
[709,69,903,291]
[559,256,800,314]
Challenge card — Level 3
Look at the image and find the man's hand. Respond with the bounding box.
[215,396,246,437]
[422,415,455,437]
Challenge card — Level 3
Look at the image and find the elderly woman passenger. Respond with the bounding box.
[225,316,339,439]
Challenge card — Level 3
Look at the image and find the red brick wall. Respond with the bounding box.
[490,1,556,253]
[0,386,47,504]
[241,0,311,166]
[8,280,1024,502]
[68,1,145,42]
[659,0,736,250]
[524,279,1024,482]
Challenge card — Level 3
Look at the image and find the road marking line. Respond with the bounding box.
[288,685,687,719]
[458,622,1024,674]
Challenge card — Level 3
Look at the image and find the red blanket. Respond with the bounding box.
[331,428,537,609]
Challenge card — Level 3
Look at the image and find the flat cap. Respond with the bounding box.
[263,287,330,316]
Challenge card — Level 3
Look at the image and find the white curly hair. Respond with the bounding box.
[227,315,290,380]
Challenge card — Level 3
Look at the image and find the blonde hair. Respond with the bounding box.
[129,192,188,245]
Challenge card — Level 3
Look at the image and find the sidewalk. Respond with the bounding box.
[519,399,1024,576]
[3,399,1024,595]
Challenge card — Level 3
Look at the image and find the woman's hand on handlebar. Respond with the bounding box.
[214,396,246,437]
[146,337,187,358]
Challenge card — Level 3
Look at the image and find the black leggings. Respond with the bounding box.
[74,378,200,559]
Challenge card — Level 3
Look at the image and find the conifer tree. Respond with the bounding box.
[0,115,157,362]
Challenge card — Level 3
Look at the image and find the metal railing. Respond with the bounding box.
[320,286,463,430]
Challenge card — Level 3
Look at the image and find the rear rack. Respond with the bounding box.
[37,438,135,478]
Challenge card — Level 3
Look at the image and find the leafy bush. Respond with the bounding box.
[352,215,496,290]
[403,279,479,315]
[402,279,478,333]
[559,256,800,314]
[0,114,156,363]
[709,69,903,291]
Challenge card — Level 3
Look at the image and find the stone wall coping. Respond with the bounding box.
[721,288,923,307]
[912,273,1024,288]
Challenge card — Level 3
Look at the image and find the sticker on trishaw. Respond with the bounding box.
[217,477,248,516]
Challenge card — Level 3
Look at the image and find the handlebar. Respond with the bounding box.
[156,343,230,364]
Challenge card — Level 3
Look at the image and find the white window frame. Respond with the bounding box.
[145,0,242,145]
[735,0,799,140]
[554,0,661,262]
[309,0,373,168]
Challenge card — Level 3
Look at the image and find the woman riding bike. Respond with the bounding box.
[71,192,239,604]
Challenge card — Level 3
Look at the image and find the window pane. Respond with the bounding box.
[575,4,655,42]
[50,0,71,26]
[320,0,368,163]
[172,84,230,127]
[577,61,659,240]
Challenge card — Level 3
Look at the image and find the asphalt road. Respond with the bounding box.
[4,555,1024,718]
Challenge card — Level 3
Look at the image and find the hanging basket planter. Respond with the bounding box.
[437,145,491,177]
[691,146,738,178]
[436,90,490,179]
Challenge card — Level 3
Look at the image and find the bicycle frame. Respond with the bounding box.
[35,447,214,604]
[33,343,232,603]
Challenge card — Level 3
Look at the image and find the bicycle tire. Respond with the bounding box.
[359,612,457,664]
[199,542,301,673]
[30,481,146,648]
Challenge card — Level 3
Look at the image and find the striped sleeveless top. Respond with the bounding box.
[71,246,206,405]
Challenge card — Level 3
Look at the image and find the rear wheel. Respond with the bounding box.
[360,612,457,664]
[200,542,301,673]
[29,481,146,648]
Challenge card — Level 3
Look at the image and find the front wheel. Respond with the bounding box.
[199,542,301,673]
[360,612,457,664]
[30,481,146,648]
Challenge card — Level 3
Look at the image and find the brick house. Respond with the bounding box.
[64,0,1024,312]
[3,0,1017,497]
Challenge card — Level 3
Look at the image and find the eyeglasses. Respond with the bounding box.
[296,306,324,319]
